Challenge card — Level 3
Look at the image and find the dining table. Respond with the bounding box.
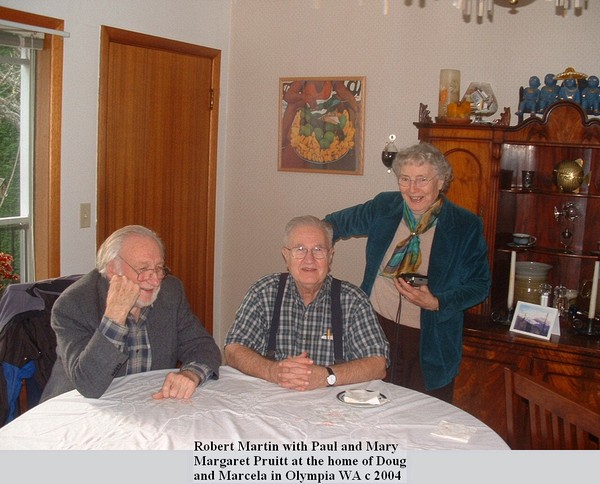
[9,365,600,484]
[0,365,513,482]
[0,364,507,448]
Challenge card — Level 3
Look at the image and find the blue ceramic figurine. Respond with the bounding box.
[517,76,540,116]
[538,73,560,112]
[581,76,600,115]
[558,78,581,103]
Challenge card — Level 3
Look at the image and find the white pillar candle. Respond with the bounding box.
[507,251,516,309]
[588,260,599,318]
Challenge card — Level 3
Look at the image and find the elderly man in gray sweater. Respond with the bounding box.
[42,225,220,401]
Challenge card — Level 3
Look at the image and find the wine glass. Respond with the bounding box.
[580,279,592,301]
[560,227,574,253]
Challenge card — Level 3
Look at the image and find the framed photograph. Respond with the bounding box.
[509,301,560,341]
[278,77,365,175]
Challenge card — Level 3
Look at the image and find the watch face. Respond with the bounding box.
[327,374,336,385]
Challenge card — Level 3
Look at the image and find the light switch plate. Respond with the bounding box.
[80,203,91,228]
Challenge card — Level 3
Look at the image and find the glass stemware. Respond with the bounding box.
[560,227,574,253]
[553,285,568,316]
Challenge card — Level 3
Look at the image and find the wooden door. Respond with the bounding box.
[97,26,220,332]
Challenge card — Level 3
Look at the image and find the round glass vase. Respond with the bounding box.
[461,82,498,124]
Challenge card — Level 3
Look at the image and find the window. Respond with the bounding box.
[0,8,66,282]
[0,38,36,282]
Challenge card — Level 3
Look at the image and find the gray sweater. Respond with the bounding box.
[41,270,220,401]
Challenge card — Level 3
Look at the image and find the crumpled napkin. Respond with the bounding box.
[431,420,477,443]
[343,389,381,405]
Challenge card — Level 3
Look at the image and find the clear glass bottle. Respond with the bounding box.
[539,283,552,307]
[553,285,568,315]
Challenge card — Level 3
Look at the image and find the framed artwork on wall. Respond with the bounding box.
[278,77,365,175]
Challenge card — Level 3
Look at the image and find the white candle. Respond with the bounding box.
[383,0,389,15]
[507,251,516,309]
[588,260,599,319]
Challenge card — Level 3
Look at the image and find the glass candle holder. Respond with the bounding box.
[438,69,461,118]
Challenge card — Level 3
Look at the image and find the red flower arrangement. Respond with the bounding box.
[0,252,20,291]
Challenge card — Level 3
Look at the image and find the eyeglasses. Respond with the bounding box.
[117,255,170,281]
[398,175,435,188]
[284,246,330,260]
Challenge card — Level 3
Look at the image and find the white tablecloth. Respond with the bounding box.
[0,366,508,450]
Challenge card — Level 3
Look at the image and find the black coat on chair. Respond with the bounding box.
[0,275,80,426]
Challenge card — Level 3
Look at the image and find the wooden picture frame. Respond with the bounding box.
[278,77,365,175]
[509,301,560,341]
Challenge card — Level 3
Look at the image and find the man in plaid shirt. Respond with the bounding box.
[225,216,389,391]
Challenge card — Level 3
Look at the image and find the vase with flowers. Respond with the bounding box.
[0,252,20,297]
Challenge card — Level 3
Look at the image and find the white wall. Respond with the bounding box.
[2,0,599,350]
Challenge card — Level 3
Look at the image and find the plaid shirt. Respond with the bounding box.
[101,310,210,382]
[225,273,389,366]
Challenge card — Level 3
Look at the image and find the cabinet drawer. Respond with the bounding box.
[531,358,600,411]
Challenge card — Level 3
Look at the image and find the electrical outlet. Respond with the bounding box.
[80,203,91,228]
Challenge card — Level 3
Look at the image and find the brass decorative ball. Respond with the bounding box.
[553,159,584,193]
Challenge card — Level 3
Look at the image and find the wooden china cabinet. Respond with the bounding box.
[415,101,600,448]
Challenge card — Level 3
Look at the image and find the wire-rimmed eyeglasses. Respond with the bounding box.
[284,246,330,260]
[117,255,170,281]
[398,175,435,188]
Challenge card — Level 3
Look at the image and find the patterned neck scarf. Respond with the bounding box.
[381,196,444,278]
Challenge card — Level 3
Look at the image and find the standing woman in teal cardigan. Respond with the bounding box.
[324,143,490,403]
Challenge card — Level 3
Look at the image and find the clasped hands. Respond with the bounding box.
[269,351,325,391]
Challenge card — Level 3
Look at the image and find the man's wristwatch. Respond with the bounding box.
[326,367,336,386]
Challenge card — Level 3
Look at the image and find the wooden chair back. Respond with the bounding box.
[504,367,600,449]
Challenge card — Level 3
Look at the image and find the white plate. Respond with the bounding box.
[336,390,389,407]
